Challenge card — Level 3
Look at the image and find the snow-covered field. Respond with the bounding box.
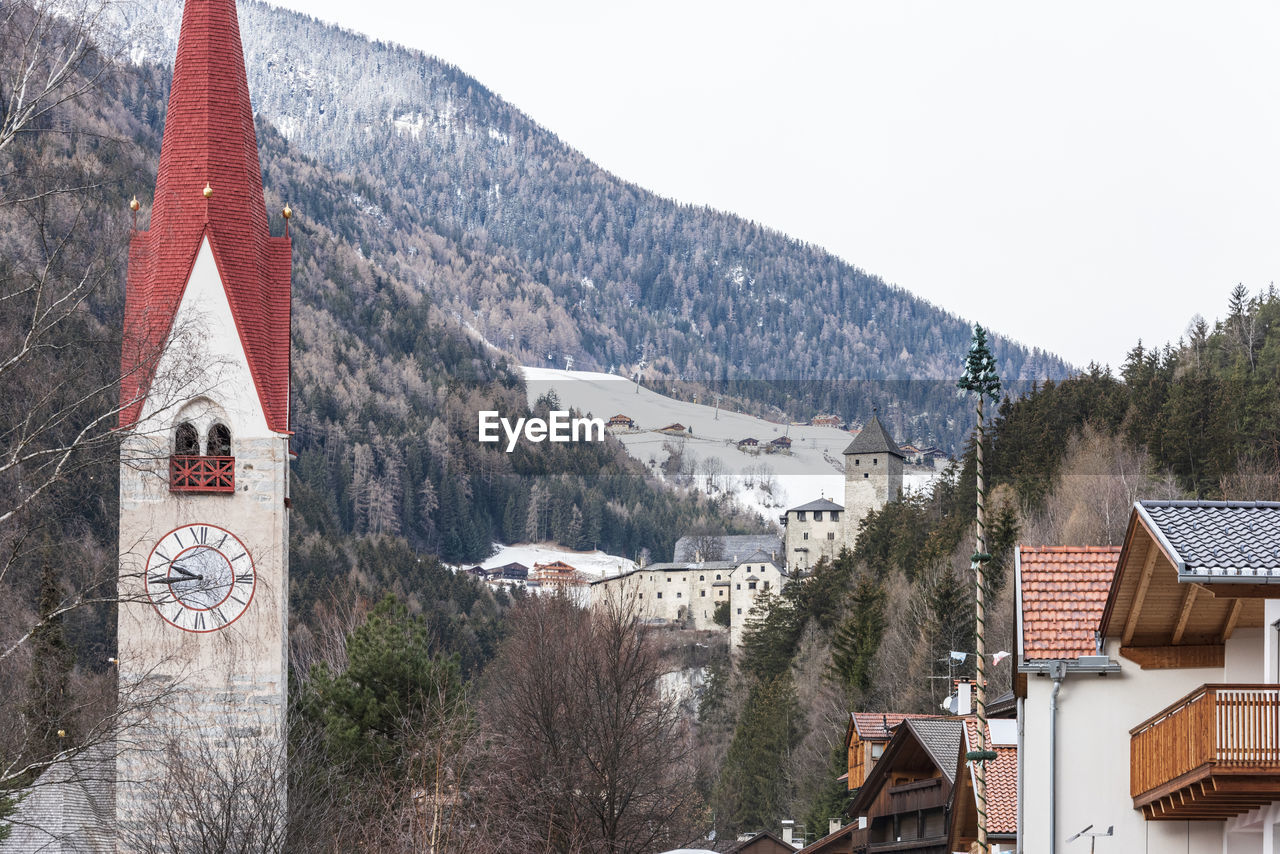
[522,367,940,520]
[474,542,636,580]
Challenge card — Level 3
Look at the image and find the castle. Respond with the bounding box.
[590,416,905,645]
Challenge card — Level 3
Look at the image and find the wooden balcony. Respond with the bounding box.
[1131,684,1280,819]
[169,455,235,493]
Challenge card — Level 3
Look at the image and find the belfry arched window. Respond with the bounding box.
[175,422,200,455]
[208,423,232,456]
[170,416,234,494]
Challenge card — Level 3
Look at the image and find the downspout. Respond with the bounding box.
[1048,660,1068,854]
[1016,695,1024,854]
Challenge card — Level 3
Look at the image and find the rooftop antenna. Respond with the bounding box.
[1067,824,1113,854]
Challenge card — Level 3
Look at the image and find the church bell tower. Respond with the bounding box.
[115,0,291,845]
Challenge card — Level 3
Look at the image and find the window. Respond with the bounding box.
[657,592,663,599]
[677,592,682,598]
[803,532,809,540]
[763,581,770,590]
[208,423,231,456]
[700,590,706,597]
[699,575,705,581]
[736,583,741,590]
[639,593,643,599]
[873,458,878,465]
[175,422,199,455]
[667,577,672,582]
[855,458,860,466]
[814,511,823,521]
[718,590,724,597]
[736,608,742,614]
[864,473,869,479]
[715,574,722,580]
[871,743,885,760]
[748,581,757,590]
[796,511,806,521]
[831,511,840,522]
[828,532,836,540]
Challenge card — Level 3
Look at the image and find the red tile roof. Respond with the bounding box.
[1019,546,1120,660]
[122,0,290,433]
[964,719,1017,834]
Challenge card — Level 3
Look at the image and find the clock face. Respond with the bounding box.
[144,523,256,633]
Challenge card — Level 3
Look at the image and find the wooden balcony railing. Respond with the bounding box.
[169,455,235,493]
[1130,684,1280,819]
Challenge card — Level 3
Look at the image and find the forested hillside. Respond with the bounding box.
[699,286,1280,840]
[109,0,1068,450]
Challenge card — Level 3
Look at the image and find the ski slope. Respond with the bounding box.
[521,367,941,520]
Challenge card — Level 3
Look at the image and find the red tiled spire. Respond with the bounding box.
[121,0,290,433]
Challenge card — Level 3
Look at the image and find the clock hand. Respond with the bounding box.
[159,573,204,584]
[169,563,200,579]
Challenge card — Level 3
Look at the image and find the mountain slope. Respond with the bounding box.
[112,0,1070,450]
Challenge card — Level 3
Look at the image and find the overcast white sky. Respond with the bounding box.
[269,0,1280,370]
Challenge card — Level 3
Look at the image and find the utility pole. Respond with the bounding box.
[957,324,1001,853]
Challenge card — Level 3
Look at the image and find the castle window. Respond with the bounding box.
[748,581,757,590]
[855,459,860,466]
[208,423,232,456]
[873,458,878,465]
[700,590,706,597]
[828,532,836,540]
[803,532,809,540]
[175,422,199,455]
[736,583,741,590]
[737,608,742,614]
[699,575,705,581]
[716,574,722,580]
[814,511,823,521]
[831,511,840,522]
[677,592,682,598]
[657,592,663,599]
[864,473,869,479]
[763,581,770,590]
[797,511,806,521]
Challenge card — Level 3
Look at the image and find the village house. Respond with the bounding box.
[834,716,1017,854]
[770,435,793,451]
[1018,500,1280,853]
[811,414,843,428]
[529,560,584,588]
[606,413,635,431]
[737,437,761,451]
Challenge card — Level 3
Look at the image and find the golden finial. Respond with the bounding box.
[130,195,140,212]
[57,730,66,738]
[203,182,213,199]
[282,203,292,220]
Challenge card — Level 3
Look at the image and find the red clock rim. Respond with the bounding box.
[144,523,256,633]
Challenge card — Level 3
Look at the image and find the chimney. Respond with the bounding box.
[954,678,973,715]
[781,819,795,846]
[829,818,842,835]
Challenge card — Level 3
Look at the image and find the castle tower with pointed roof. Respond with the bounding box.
[842,415,903,542]
[115,0,291,844]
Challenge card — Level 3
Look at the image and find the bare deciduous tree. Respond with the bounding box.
[474,595,704,853]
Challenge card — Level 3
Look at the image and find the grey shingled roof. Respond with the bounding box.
[0,742,115,853]
[672,534,783,564]
[786,498,844,514]
[1138,500,1280,579]
[842,416,904,458]
[905,718,964,782]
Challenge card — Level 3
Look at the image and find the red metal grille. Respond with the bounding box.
[169,456,235,493]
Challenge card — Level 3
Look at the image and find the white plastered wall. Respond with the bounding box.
[1020,630,1264,854]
